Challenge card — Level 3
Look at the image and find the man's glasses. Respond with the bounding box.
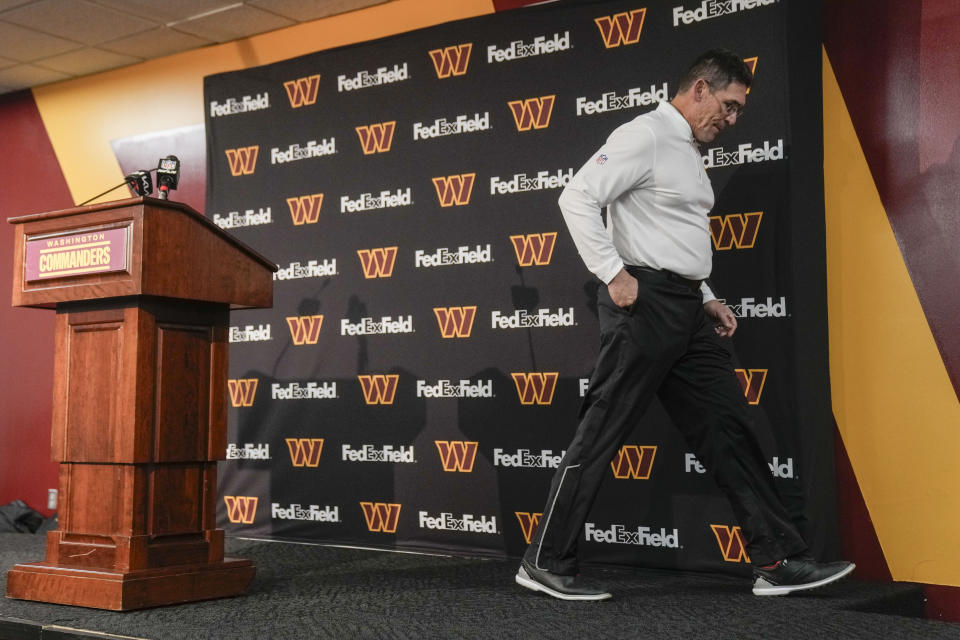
[706,83,745,118]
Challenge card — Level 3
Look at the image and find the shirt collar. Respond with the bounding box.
[657,101,696,143]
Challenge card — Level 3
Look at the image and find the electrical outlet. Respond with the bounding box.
[47,488,58,510]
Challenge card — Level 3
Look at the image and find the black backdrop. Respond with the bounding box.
[204,0,835,575]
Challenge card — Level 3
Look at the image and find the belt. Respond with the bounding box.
[624,265,702,292]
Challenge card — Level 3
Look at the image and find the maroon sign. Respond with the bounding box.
[25,227,128,281]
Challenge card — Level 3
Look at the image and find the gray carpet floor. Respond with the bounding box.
[2,533,959,639]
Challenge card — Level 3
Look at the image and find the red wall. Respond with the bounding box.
[0,91,73,517]
[824,0,960,619]
[824,0,960,398]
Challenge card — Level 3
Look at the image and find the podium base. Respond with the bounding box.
[6,558,255,611]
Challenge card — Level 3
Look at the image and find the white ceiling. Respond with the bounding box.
[0,0,387,95]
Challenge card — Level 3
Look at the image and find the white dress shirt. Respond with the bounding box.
[558,101,717,303]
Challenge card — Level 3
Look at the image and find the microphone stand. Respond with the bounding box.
[77,181,134,207]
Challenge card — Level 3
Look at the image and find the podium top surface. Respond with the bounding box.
[9,197,277,309]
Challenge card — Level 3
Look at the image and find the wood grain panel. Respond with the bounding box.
[155,325,210,461]
[62,318,124,461]
[59,464,125,538]
[149,464,204,536]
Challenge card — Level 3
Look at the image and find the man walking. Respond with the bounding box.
[515,49,853,600]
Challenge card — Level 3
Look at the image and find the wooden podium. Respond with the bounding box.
[5,197,275,610]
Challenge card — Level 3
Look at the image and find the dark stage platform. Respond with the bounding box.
[2,533,958,639]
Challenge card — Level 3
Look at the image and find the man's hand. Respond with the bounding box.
[704,299,737,337]
[607,268,638,308]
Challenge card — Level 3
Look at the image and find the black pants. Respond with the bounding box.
[524,267,808,575]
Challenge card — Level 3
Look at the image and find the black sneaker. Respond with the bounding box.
[515,559,612,601]
[752,557,855,596]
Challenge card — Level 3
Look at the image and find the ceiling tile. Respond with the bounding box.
[2,0,158,45]
[0,20,83,61]
[247,0,387,22]
[0,0,392,97]
[170,4,294,43]
[0,63,71,90]
[0,0,32,11]
[93,0,243,25]
[100,26,212,59]
[34,46,140,75]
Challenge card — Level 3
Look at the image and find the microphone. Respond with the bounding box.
[156,155,180,200]
[125,170,153,197]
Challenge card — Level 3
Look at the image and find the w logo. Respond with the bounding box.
[432,173,475,207]
[515,512,543,544]
[355,121,396,154]
[507,96,555,131]
[360,502,401,533]
[224,146,258,176]
[510,232,557,266]
[283,74,321,108]
[286,194,324,225]
[434,306,476,338]
[609,445,657,479]
[435,441,478,472]
[357,247,398,279]
[744,57,758,93]
[227,378,258,407]
[429,43,472,78]
[734,368,767,405]
[285,438,324,468]
[511,372,558,405]
[709,212,763,250]
[358,375,399,405]
[286,315,324,345]
[594,8,646,48]
[711,524,751,563]
[223,496,258,524]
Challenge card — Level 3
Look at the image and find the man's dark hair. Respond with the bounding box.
[676,48,753,92]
